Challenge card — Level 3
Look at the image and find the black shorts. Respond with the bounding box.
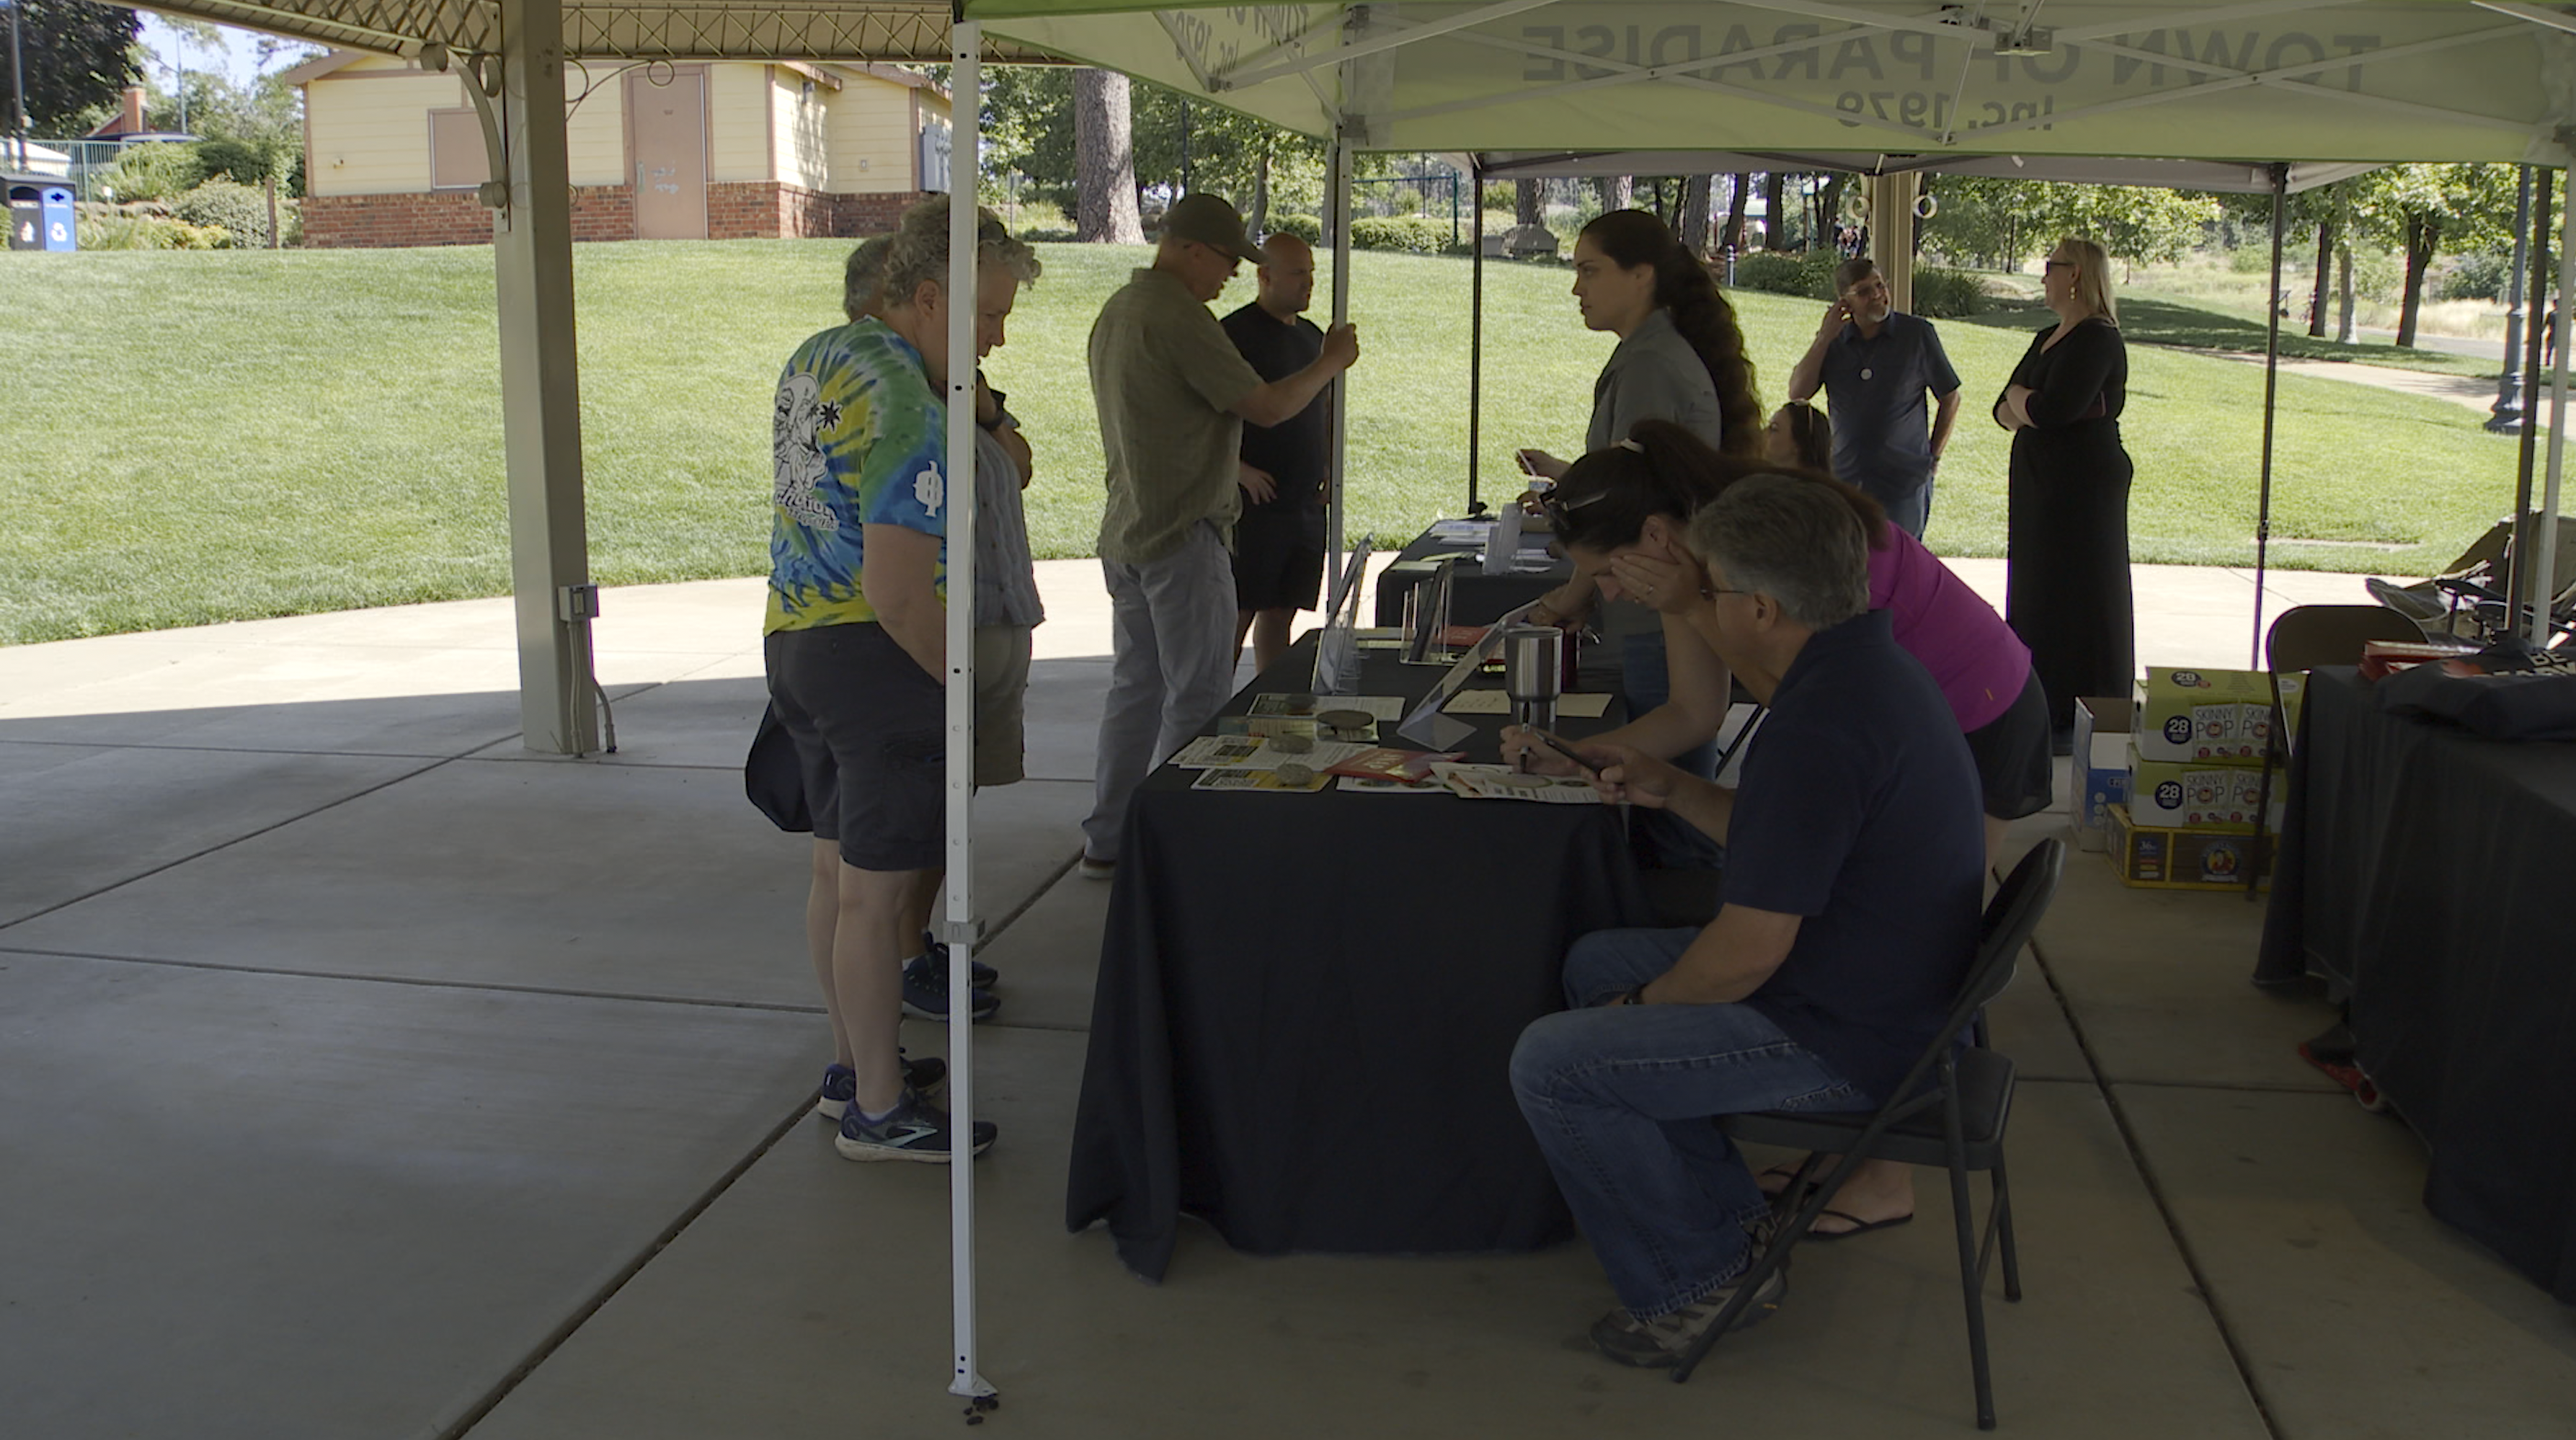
[1963,667,2055,822]
[1232,505,1328,613]
[763,623,944,872]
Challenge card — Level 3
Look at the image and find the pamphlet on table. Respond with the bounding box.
[1427,762,1606,804]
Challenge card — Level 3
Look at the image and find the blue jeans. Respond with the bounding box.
[1510,928,1868,1319]
[1618,632,1725,870]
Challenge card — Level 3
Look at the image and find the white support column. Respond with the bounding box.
[942,16,993,1409]
[494,0,599,755]
[2535,164,2574,646]
[1327,133,1354,590]
[1867,172,1919,315]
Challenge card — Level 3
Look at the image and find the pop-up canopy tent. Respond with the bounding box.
[110,0,2576,1408]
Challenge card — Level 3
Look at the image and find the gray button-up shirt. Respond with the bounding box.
[1586,306,1727,455]
[971,404,1044,630]
[1818,311,1961,505]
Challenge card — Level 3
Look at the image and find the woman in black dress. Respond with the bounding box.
[1994,236,2133,743]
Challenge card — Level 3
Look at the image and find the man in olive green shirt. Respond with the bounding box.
[1079,195,1362,876]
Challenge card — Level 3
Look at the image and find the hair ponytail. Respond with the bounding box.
[1653,251,1766,460]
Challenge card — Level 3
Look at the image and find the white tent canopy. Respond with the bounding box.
[975,1,2576,164]
[1463,148,2376,192]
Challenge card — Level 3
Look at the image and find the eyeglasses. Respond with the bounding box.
[1536,484,1612,528]
[2043,259,2074,272]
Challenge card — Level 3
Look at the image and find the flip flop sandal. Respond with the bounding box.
[1805,1208,1915,1243]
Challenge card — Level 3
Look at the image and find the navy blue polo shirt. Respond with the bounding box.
[1818,313,1960,506]
[1725,608,1986,1101]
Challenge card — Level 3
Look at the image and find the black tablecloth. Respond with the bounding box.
[1371,523,1571,627]
[2257,667,2576,1303]
[1066,636,1651,1282]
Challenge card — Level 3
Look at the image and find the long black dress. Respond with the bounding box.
[1997,318,2133,731]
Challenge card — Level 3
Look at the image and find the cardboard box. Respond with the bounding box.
[2125,749,2283,832]
[2105,804,2265,891]
[2071,696,2133,853]
[2131,667,2304,765]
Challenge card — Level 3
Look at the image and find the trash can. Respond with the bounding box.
[39,185,76,252]
[6,177,40,251]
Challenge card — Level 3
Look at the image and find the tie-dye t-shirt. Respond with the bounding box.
[765,318,947,634]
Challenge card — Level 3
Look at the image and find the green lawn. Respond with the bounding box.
[0,241,2538,645]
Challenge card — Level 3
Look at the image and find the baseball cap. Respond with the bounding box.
[1160,193,1267,265]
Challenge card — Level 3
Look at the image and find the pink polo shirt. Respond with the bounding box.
[1867,525,2031,732]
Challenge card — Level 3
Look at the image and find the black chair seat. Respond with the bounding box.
[1722,1048,2017,1170]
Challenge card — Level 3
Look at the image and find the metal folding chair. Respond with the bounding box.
[1673,839,2067,1430]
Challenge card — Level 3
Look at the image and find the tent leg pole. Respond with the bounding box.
[1469,159,1484,515]
[494,0,599,755]
[943,14,993,1408]
[2512,170,2554,625]
[2536,164,2575,649]
[1328,133,1354,592]
[2252,163,2286,670]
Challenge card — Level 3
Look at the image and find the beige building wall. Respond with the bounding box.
[564,69,626,188]
[707,65,770,183]
[304,67,468,197]
[822,81,923,195]
[773,72,830,192]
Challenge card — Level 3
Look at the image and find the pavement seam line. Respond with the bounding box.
[438,1096,812,1440]
[2027,928,2287,1440]
[0,752,467,936]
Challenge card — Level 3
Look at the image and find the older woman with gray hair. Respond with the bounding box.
[763,195,1042,1162]
[840,205,1049,1028]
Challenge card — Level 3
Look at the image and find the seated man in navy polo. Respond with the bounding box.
[1510,472,1985,1367]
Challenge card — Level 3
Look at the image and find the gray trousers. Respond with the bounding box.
[1082,521,1240,862]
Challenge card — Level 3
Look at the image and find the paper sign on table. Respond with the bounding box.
[1248,693,1408,722]
[1426,762,1605,804]
[1192,766,1333,794]
[1441,690,1614,718]
[1170,736,1369,772]
[1337,775,1449,794]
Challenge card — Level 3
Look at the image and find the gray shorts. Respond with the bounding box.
[972,625,1033,787]
[763,623,943,873]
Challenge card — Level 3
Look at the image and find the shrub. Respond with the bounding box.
[193,137,288,189]
[1349,215,1449,253]
[1016,226,1076,242]
[170,180,278,249]
[75,208,226,250]
[99,141,205,203]
[1910,266,1989,319]
[1263,212,1321,244]
[1731,249,1836,298]
[2439,253,2513,302]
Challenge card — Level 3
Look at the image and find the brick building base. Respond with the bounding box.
[305,182,931,248]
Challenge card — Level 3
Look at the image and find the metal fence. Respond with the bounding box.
[14,138,166,203]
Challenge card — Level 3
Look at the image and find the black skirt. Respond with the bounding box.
[2006,417,2134,729]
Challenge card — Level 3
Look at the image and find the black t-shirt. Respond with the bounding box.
[1725,609,1987,1101]
[1220,302,1329,514]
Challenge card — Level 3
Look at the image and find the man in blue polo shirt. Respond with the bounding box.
[1785,257,1962,539]
[1510,473,1985,1367]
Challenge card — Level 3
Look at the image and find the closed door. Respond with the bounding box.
[629,71,707,240]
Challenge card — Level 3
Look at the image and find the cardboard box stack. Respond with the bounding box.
[2094,667,2302,889]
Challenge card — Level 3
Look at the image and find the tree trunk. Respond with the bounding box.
[1073,68,1145,244]
[2308,217,2335,339]
[2396,213,2438,349]
[1720,172,1751,253]
[1762,172,1787,249]
[1600,175,1632,213]
[1681,174,1715,254]
[1249,137,1271,239]
[1515,179,1541,225]
[1818,174,1847,250]
[2337,241,2355,343]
